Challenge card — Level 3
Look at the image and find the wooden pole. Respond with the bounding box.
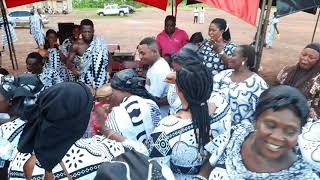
[255,0,273,72]
[311,8,320,43]
[0,0,17,70]
[254,0,266,71]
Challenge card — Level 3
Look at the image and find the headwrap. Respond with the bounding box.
[17,82,94,171]
[283,43,320,92]
[111,69,158,104]
[0,74,43,117]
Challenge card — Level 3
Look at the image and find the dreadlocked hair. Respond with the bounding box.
[176,61,213,154]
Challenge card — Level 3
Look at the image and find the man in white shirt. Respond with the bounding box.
[138,37,171,116]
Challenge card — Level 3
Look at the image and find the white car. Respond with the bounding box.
[8,10,49,27]
[97,4,129,16]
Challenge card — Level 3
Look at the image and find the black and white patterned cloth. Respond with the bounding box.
[209,123,317,180]
[8,135,126,179]
[47,48,75,82]
[198,40,236,75]
[38,67,63,89]
[29,14,45,46]
[0,119,25,161]
[78,36,109,88]
[299,120,320,173]
[213,69,268,125]
[144,92,232,179]
[106,95,161,143]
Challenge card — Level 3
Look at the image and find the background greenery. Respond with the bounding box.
[72,0,213,9]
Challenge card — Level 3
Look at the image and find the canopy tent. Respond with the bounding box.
[276,0,320,42]
[4,0,45,8]
[276,0,320,17]
[195,0,260,25]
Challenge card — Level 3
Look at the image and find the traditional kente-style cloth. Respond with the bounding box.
[0,15,17,46]
[17,82,93,171]
[213,69,268,125]
[78,36,109,88]
[198,40,236,75]
[9,135,126,179]
[47,48,75,82]
[144,92,232,179]
[106,95,161,142]
[299,120,320,173]
[37,67,63,89]
[208,123,317,180]
[277,62,320,120]
[29,14,45,46]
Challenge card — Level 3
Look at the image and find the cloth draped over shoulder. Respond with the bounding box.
[17,82,94,171]
[277,62,320,119]
[79,36,109,88]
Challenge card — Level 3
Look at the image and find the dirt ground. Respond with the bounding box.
[1,7,319,84]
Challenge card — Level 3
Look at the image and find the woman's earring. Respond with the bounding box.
[241,61,245,66]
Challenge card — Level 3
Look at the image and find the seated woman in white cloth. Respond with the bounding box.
[207,85,317,180]
[101,69,162,143]
[96,50,232,179]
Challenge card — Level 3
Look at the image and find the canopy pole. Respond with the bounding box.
[172,0,174,15]
[255,0,273,72]
[254,0,267,71]
[311,7,320,43]
[0,0,18,69]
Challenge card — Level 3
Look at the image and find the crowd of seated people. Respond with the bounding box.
[0,14,320,180]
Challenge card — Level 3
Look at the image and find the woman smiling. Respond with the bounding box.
[208,85,317,180]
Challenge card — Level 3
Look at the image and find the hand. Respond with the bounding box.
[208,38,223,53]
[164,72,176,84]
[277,33,280,39]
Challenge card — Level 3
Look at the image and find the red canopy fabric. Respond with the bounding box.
[196,0,260,25]
[135,0,183,11]
[5,0,44,8]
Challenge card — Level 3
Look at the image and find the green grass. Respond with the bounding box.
[73,8,99,12]
[82,14,129,19]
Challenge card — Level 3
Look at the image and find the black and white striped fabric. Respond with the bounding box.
[106,95,161,143]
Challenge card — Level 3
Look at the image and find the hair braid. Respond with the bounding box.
[176,62,213,153]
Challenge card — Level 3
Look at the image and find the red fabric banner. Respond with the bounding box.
[5,0,44,8]
[196,0,260,25]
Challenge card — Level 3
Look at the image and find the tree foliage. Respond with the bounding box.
[72,0,149,8]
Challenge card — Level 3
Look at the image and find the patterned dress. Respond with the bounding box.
[198,40,236,75]
[167,84,182,115]
[0,119,25,162]
[106,95,161,142]
[298,120,320,173]
[47,48,74,82]
[144,92,232,179]
[8,136,126,179]
[79,36,109,88]
[38,67,63,89]
[213,70,268,125]
[209,123,317,180]
[1,15,17,47]
[29,14,45,46]
[277,65,320,119]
